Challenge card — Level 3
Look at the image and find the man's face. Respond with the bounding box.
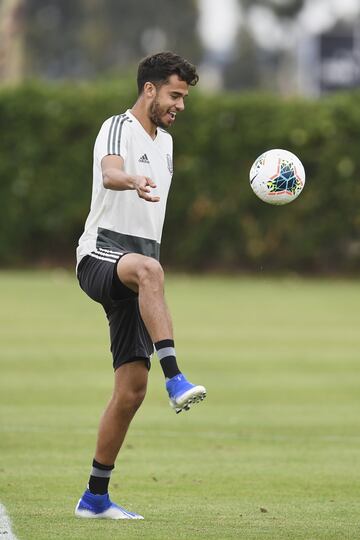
[148,74,189,129]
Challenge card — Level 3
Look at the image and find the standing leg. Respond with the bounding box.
[95,361,148,465]
[75,361,148,520]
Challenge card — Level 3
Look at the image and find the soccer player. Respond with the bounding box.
[74,52,206,520]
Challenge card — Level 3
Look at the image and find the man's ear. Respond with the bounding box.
[143,81,156,98]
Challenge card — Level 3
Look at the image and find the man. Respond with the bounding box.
[75,52,206,520]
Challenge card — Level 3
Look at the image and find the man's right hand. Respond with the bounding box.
[132,176,160,202]
[101,155,160,202]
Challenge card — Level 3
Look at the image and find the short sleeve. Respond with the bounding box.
[95,115,129,163]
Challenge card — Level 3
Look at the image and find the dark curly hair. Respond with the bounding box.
[137,51,199,95]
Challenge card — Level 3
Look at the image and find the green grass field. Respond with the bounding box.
[1,272,359,540]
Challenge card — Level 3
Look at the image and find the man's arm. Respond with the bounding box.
[101,155,160,202]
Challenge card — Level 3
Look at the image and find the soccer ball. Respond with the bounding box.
[249,149,305,205]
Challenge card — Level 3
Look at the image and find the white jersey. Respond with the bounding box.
[76,109,173,266]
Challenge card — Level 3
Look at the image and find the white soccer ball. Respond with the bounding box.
[249,149,305,205]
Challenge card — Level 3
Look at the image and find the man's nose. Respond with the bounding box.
[176,99,185,112]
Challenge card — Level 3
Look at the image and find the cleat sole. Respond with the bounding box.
[75,498,144,520]
[75,504,143,520]
[169,386,207,413]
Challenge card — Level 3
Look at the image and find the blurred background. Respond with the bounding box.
[1,0,360,273]
[1,6,360,538]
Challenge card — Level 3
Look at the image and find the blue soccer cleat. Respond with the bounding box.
[75,490,144,520]
[166,373,206,414]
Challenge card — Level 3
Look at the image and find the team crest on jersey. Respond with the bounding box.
[166,154,173,174]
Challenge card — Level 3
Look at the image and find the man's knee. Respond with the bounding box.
[127,387,147,412]
[113,383,147,413]
[117,254,164,292]
[137,258,164,287]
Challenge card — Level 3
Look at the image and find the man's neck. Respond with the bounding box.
[130,102,157,140]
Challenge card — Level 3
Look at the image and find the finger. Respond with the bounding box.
[141,193,160,202]
[145,177,157,188]
[139,185,151,193]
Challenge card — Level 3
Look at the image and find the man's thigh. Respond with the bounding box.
[77,254,153,370]
[107,297,153,370]
[78,254,135,306]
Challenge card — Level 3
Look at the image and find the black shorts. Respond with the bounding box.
[77,254,153,371]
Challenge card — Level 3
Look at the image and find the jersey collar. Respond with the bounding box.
[126,109,159,142]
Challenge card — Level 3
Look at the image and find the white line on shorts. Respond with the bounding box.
[0,503,19,539]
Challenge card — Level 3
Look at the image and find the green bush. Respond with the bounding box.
[0,82,359,273]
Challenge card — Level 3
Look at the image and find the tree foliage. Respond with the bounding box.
[1,81,360,273]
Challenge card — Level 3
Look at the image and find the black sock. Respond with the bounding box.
[88,459,114,495]
[155,339,181,379]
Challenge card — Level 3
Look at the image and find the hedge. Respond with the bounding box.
[0,81,359,273]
